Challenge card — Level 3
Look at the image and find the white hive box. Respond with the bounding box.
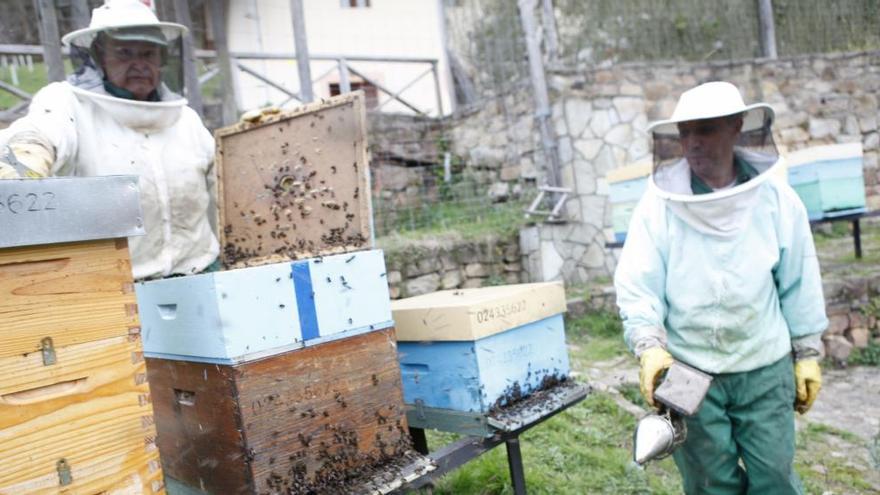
[136,249,392,364]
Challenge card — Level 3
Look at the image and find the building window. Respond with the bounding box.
[329,81,379,109]
[340,0,371,7]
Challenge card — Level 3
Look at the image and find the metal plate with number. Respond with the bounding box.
[0,176,145,249]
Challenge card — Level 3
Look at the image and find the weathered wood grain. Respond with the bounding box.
[215,92,372,265]
[0,335,161,494]
[148,328,410,495]
[0,239,138,360]
[146,357,250,494]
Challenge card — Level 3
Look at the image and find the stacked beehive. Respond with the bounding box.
[392,282,571,435]
[137,93,422,494]
[0,176,163,494]
[606,160,651,243]
[787,142,866,220]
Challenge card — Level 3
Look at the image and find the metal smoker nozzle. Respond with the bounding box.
[633,361,712,465]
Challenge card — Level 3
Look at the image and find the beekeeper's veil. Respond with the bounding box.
[61,0,187,102]
[647,81,783,237]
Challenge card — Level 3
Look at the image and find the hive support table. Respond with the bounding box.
[394,382,591,495]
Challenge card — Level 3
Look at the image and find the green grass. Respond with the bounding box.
[795,423,879,493]
[565,311,630,364]
[0,62,60,109]
[425,393,682,495]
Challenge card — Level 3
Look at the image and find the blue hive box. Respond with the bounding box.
[787,143,866,220]
[607,160,651,243]
[392,282,569,414]
[135,249,393,364]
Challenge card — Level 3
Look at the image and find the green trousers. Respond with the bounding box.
[672,356,803,495]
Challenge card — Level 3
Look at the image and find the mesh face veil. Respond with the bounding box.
[67,27,185,101]
[61,0,187,102]
[647,83,781,199]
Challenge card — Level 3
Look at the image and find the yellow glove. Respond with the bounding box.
[639,347,674,408]
[794,359,822,414]
[0,143,51,179]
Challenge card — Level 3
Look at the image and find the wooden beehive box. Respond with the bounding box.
[216,92,372,266]
[0,177,163,494]
[787,142,866,220]
[393,283,570,418]
[147,327,411,494]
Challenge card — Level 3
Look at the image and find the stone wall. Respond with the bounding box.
[821,267,880,363]
[377,233,522,299]
[539,49,880,284]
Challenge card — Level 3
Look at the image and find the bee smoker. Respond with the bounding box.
[633,361,713,465]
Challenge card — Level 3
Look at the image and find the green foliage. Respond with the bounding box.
[848,341,880,366]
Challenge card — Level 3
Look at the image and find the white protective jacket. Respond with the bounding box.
[0,81,219,280]
[614,150,828,373]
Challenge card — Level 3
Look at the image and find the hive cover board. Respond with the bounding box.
[216,92,372,266]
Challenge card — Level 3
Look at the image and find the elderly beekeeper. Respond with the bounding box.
[614,81,827,494]
[0,0,218,280]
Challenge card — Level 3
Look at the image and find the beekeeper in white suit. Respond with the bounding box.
[0,0,218,280]
[615,81,827,494]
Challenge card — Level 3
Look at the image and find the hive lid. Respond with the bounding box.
[787,142,863,167]
[215,92,372,267]
[0,175,144,249]
[391,281,566,341]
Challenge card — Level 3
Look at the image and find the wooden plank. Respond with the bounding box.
[148,328,410,495]
[215,92,372,266]
[146,357,250,493]
[0,239,138,360]
[0,335,162,494]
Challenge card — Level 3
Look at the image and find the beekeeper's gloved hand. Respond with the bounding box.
[239,106,281,125]
[0,144,51,179]
[794,359,822,414]
[639,347,674,408]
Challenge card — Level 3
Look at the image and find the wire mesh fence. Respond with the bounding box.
[552,0,880,67]
[371,166,534,238]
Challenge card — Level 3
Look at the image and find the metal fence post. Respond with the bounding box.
[338,58,351,94]
[541,0,559,62]
[33,0,65,82]
[516,0,562,192]
[209,0,238,125]
[173,0,204,115]
[290,0,314,103]
[431,61,443,116]
[757,0,778,58]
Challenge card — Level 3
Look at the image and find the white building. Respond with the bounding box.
[225,0,454,116]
